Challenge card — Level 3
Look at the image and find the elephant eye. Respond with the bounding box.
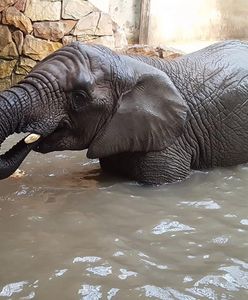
[71,91,90,111]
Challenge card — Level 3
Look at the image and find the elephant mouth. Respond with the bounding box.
[0,123,67,180]
[33,127,65,153]
[0,123,79,180]
[33,127,82,154]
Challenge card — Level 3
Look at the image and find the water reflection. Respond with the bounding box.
[152,220,195,234]
[0,135,248,299]
[0,281,28,298]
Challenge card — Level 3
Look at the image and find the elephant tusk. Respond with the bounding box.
[24,133,41,144]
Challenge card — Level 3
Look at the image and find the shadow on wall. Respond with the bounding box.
[147,0,248,46]
[216,0,248,39]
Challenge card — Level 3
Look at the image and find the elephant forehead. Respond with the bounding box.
[33,56,93,91]
[30,42,116,92]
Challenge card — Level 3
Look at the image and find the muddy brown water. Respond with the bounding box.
[0,135,247,299]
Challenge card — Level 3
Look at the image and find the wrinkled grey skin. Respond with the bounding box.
[0,40,248,184]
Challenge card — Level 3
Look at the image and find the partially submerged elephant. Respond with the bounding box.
[0,40,248,184]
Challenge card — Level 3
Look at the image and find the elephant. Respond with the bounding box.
[0,40,248,184]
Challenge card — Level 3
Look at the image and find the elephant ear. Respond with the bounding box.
[87,73,189,159]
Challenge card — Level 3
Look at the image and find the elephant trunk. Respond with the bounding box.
[0,90,20,144]
[0,87,39,179]
[0,138,39,180]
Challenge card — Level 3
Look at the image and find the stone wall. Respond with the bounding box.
[0,0,128,91]
[91,0,142,43]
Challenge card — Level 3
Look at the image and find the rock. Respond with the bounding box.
[0,59,17,79]
[157,46,184,59]
[63,20,77,34]
[112,22,128,49]
[95,13,113,36]
[25,0,61,21]
[62,35,77,46]
[15,57,36,75]
[62,0,95,20]
[23,35,62,60]
[14,0,27,12]
[12,30,24,54]
[119,45,184,59]
[73,12,99,36]
[85,36,115,49]
[0,25,18,57]
[0,77,11,91]
[11,73,25,85]
[119,45,161,57]
[2,6,32,34]
[0,0,18,13]
[76,35,115,49]
[33,20,77,42]
[73,12,113,36]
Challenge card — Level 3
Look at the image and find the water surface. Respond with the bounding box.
[0,135,248,299]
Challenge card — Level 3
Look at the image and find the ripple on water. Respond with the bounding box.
[240,219,248,225]
[0,281,28,298]
[137,285,195,300]
[118,269,138,280]
[107,288,119,300]
[211,235,230,244]
[51,269,68,279]
[78,285,102,300]
[86,266,112,277]
[152,220,195,235]
[179,200,221,210]
[186,262,248,299]
[140,259,168,270]
[73,256,102,264]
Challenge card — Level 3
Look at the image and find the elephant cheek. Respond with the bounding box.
[34,143,54,154]
[34,138,67,153]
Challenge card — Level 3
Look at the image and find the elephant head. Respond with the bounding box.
[0,42,188,179]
